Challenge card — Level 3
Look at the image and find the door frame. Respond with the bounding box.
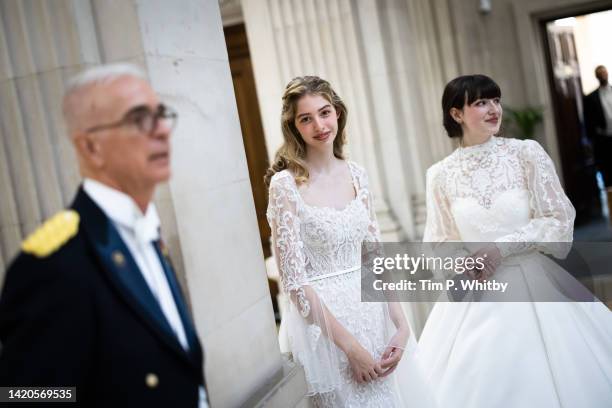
[511,0,612,185]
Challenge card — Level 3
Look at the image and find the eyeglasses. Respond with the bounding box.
[85,104,178,135]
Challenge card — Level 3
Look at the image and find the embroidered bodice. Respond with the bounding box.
[423,136,575,257]
[267,161,379,312]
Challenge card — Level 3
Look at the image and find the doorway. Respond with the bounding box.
[541,8,612,230]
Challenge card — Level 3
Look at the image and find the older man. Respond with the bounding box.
[584,65,612,186]
[0,64,207,407]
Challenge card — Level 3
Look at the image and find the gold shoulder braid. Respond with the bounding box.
[21,210,80,258]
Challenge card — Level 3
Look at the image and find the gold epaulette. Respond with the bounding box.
[21,210,80,258]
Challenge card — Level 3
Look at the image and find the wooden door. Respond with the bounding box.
[542,22,601,224]
[224,24,272,258]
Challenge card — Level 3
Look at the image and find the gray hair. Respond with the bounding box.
[65,63,146,95]
[62,63,147,132]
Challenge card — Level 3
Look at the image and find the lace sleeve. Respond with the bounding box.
[423,163,462,242]
[354,165,381,243]
[494,140,576,258]
[422,163,470,286]
[353,164,411,341]
[352,164,386,283]
[266,174,310,317]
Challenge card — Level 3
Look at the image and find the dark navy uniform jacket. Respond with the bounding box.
[0,188,205,407]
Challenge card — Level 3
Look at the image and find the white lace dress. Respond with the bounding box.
[267,161,434,408]
[418,136,612,407]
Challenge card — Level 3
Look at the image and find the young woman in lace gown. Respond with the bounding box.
[265,76,434,407]
[417,74,612,407]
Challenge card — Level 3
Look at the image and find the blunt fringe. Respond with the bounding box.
[442,74,501,138]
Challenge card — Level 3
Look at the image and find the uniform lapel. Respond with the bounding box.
[71,188,194,367]
[152,241,203,366]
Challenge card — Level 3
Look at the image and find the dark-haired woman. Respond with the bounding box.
[417,74,612,407]
[265,76,435,407]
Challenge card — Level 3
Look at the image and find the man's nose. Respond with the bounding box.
[153,117,172,138]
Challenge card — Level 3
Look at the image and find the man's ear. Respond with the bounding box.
[73,132,104,168]
[450,107,463,124]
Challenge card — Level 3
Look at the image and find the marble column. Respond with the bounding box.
[0,0,87,277]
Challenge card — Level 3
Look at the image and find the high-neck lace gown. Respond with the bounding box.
[267,161,435,408]
[418,136,612,407]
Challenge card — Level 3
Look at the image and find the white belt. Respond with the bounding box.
[304,265,361,283]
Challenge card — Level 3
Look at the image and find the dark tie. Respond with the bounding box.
[152,240,199,357]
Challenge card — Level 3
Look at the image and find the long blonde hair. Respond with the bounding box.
[264,76,348,186]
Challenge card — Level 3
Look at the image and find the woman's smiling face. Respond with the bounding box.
[455,96,503,139]
[294,93,339,151]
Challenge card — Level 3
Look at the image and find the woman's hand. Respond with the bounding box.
[345,339,383,383]
[470,244,502,281]
[379,327,410,378]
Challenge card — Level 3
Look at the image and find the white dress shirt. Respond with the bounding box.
[599,85,612,136]
[83,179,208,407]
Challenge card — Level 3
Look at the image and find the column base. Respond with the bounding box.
[241,354,308,408]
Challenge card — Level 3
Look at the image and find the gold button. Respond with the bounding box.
[112,251,125,267]
[145,373,159,388]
